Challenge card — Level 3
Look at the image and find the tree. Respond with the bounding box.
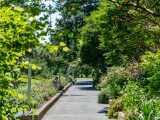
[53,0,99,63]
[0,1,50,118]
[80,0,160,66]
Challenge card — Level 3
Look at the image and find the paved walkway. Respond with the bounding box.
[42,78,109,120]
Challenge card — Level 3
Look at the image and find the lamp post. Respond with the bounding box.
[27,50,32,104]
[27,66,32,104]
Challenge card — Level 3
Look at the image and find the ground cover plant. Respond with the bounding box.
[98,60,160,119]
[12,75,69,110]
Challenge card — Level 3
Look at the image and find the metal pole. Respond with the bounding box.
[58,68,61,84]
[72,69,75,80]
[27,66,32,104]
[49,4,52,42]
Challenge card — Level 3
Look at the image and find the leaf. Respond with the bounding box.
[63,47,69,52]
[49,45,58,53]
[58,33,63,37]
[18,94,25,99]
[10,91,17,96]
[32,64,37,70]
[23,61,29,65]
[37,66,42,70]
[14,7,24,12]
[2,115,8,120]
[28,48,32,53]
[60,42,66,47]
[79,40,83,45]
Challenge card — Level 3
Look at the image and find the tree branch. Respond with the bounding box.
[110,0,160,17]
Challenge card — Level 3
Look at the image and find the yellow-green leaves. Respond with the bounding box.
[21,61,41,70]
[63,47,69,52]
[46,41,70,53]
[46,42,58,53]
[79,40,83,45]
[14,7,24,12]
[128,10,139,16]
[59,42,70,52]
[31,64,37,70]
[60,42,66,47]
[31,64,41,70]
[48,45,59,53]
[0,4,47,120]
[18,94,25,99]
[28,48,32,53]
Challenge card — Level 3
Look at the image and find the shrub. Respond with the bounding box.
[122,81,146,110]
[126,63,143,78]
[124,100,157,120]
[108,97,123,119]
[98,88,110,104]
[140,51,160,96]
[99,66,128,98]
[124,108,139,120]
[122,81,160,120]
[98,55,160,119]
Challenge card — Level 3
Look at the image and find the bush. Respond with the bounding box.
[140,51,160,95]
[124,108,139,120]
[122,81,146,110]
[98,54,160,119]
[108,97,123,119]
[99,66,128,98]
[122,81,160,120]
[98,88,109,104]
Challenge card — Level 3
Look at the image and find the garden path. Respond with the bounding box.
[42,78,109,120]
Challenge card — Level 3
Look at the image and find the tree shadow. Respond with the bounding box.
[75,80,92,86]
[78,86,97,91]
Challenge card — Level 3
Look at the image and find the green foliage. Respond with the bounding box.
[80,0,160,66]
[14,75,69,109]
[100,67,128,98]
[122,82,146,110]
[98,88,109,104]
[54,0,99,68]
[78,0,160,118]
[141,50,160,95]
[0,1,50,118]
[108,97,123,118]
[141,51,160,77]
[98,64,160,119]
[139,101,154,120]
[122,81,160,120]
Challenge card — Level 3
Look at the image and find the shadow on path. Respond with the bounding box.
[75,79,97,91]
[78,86,97,91]
[97,107,107,114]
[75,80,92,85]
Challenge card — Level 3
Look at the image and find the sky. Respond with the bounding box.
[42,0,61,28]
[39,0,61,44]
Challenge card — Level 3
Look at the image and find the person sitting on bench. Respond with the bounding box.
[53,77,64,90]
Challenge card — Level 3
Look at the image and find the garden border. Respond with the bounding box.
[30,81,73,120]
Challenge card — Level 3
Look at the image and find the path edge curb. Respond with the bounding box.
[33,82,73,120]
